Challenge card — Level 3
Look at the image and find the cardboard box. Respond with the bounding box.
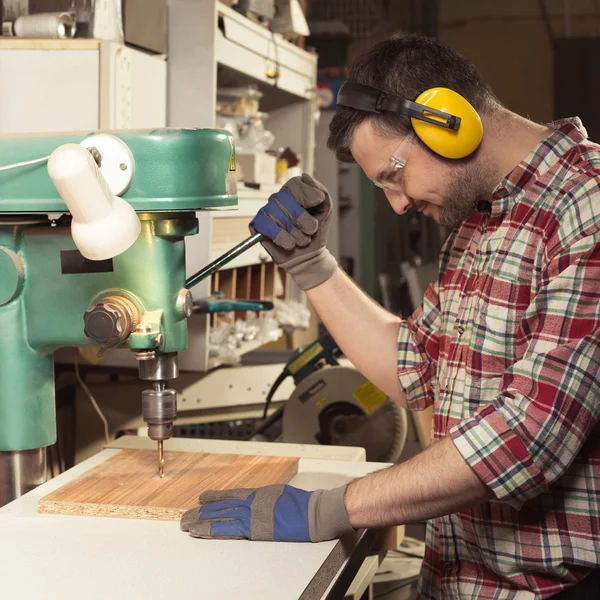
[236,152,276,185]
[123,0,167,55]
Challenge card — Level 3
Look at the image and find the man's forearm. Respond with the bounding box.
[306,268,406,407]
[344,436,494,528]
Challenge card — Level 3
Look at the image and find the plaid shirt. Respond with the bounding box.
[397,118,600,599]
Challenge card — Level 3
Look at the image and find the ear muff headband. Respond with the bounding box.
[336,81,483,159]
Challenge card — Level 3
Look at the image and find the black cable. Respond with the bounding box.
[247,405,285,441]
[266,30,280,84]
[538,0,555,44]
[262,369,288,419]
[373,576,420,599]
[273,31,280,87]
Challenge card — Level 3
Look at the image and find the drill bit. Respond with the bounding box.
[158,440,164,478]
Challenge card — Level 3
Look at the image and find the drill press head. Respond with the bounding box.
[0,128,238,500]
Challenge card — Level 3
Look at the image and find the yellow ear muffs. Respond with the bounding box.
[411,88,483,159]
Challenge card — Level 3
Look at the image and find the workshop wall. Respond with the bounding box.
[312,1,600,127]
[439,0,600,125]
[307,0,600,309]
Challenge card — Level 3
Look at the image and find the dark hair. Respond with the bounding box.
[327,33,500,162]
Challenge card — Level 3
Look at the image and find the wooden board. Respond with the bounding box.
[38,449,299,521]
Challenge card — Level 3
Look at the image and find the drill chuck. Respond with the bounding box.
[142,386,177,441]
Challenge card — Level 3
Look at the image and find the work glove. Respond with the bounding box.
[249,173,338,291]
[180,483,353,542]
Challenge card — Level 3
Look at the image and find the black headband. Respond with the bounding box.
[336,81,461,131]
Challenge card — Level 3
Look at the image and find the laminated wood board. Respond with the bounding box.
[38,449,299,521]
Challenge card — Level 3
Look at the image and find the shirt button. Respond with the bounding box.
[445,562,453,573]
[457,326,465,335]
[476,200,492,215]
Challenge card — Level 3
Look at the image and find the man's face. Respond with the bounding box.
[350,119,484,229]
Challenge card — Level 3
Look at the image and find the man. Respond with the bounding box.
[181,34,600,599]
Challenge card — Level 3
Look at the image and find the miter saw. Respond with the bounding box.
[259,333,407,463]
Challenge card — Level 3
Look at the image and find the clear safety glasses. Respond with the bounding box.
[372,132,415,191]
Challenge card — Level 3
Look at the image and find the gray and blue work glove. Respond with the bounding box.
[249,174,338,291]
[180,483,353,542]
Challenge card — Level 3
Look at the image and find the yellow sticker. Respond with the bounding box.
[229,152,236,172]
[315,397,327,409]
[289,342,323,375]
[352,381,387,414]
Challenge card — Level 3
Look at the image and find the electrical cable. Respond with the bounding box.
[73,351,110,445]
[0,155,50,171]
[266,30,280,83]
[246,405,285,441]
[262,369,287,419]
[538,0,555,43]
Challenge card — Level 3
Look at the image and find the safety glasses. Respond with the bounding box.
[372,132,415,191]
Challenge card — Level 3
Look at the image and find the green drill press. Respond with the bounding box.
[0,128,239,506]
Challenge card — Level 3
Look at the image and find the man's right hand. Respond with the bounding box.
[249,173,338,291]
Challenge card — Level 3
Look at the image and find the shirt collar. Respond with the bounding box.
[487,117,588,218]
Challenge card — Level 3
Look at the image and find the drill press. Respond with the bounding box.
[0,128,238,504]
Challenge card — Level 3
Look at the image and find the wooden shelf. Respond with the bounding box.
[0,38,100,50]
[207,261,289,367]
[168,0,316,371]
[216,3,316,100]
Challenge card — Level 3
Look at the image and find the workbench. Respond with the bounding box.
[0,437,392,600]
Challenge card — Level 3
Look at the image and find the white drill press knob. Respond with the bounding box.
[48,143,141,261]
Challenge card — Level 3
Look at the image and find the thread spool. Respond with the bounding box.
[14,12,76,39]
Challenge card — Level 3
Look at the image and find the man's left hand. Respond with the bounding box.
[180,483,353,543]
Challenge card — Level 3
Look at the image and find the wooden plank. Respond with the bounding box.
[217,268,237,324]
[38,449,299,521]
[235,265,252,320]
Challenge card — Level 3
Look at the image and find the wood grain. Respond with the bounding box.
[38,449,299,521]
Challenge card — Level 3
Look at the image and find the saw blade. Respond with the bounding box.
[281,366,407,462]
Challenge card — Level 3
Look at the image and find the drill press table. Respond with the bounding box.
[0,438,391,600]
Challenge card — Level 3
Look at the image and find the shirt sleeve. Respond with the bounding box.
[450,234,600,509]
[397,278,442,411]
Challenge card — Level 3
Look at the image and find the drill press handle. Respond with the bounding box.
[47,141,141,261]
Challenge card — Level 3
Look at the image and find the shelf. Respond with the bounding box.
[238,183,280,198]
[168,0,316,371]
[216,3,316,100]
[207,331,283,370]
[0,38,100,50]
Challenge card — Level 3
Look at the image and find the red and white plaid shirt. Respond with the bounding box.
[397,118,600,599]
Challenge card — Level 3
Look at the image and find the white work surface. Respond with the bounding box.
[0,438,389,600]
